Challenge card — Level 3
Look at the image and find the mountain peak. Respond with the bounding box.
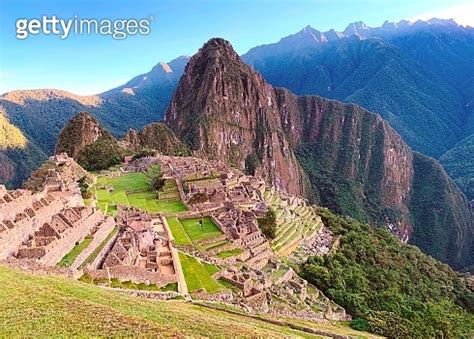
[152,62,172,73]
[201,37,234,51]
[165,38,306,195]
[426,17,457,26]
[55,111,122,170]
[343,21,369,36]
[191,38,242,67]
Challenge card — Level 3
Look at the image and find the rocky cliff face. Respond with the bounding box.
[275,90,414,236]
[124,122,191,156]
[165,38,307,195]
[165,38,474,270]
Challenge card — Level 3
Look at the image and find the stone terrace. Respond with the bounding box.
[0,154,115,269]
[213,205,272,270]
[0,183,82,260]
[16,206,105,266]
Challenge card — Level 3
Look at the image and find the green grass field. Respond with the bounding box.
[58,236,93,267]
[178,253,224,294]
[1,266,357,337]
[167,217,224,248]
[167,217,193,245]
[179,217,222,242]
[95,171,187,215]
[216,248,243,259]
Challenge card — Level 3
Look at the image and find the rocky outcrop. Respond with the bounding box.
[165,38,474,270]
[165,38,307,196]
[55,112,106,158]
[55,112,123,171]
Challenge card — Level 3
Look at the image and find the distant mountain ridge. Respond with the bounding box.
[243,18,474,159]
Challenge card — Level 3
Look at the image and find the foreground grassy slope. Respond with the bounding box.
[0,266,371,337]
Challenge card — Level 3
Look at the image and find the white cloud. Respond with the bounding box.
[410,3,474,27]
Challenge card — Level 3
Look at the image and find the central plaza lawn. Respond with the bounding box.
[167,217,224,248]
[97,172,150,192]
[178,252,223,294]
[95,171,187,215]
[58,236,93,267]
[179,217,222,242]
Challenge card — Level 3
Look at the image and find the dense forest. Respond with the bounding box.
[300,207,474,338]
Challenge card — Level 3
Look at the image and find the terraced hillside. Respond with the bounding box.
[0,266,377,337]
[264,190,323,256]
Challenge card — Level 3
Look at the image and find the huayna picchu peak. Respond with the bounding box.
[165,38,308,196]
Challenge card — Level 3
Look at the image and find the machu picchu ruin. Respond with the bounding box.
[0,151,351,328]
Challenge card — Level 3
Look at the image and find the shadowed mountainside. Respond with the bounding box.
[0,57,188,187]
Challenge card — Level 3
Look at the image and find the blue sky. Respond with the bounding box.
[1,0,472,95]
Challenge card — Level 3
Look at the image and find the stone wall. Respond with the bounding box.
[171,247,187,295]
[87,265,176,287]
[114,288,181,300]
[40,210,103,266]
[0,197,65,259]
[87,225,121,270]
[174,177,191,210]
[69,217,116,271]
[0,257,74,278]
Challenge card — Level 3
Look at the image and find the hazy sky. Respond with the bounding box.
[1,0,472,95]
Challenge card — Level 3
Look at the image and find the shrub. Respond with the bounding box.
[350,318,370,332]
[151,175,165,191]
[258,208,277,239]
[245,153,260,176]
[77,136,122,171]
[132,148,155,160]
